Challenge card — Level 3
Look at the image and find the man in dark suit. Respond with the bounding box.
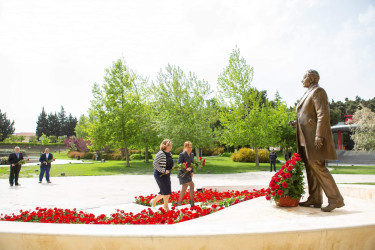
[39,148,53,183]
[269,149,277,172]
[290,69,344,212]
[8,146,24,186]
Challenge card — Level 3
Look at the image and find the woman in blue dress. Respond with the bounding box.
[177,141,195,207]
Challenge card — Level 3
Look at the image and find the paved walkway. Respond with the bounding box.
[1,173,375,250]
[1,172,375,216]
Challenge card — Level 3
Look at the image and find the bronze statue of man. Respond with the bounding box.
[289,69,344,212]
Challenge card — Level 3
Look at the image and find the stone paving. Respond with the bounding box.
[1,172,375,216]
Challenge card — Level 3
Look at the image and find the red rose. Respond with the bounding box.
[27,158,30,161]
[285,173,291,178]
[265,195,271,200]
[202,159,205,166]
[275,185,280,190]
[282,182,288,188]
[272,191,276,196]
[184,162,188,169]
[53,159,56,161]
[277,190,283,196]
[199,157,202,161]
[287,166,293,171]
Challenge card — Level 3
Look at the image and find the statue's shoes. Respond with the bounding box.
[299,200,322,208]
[321,201,345,212]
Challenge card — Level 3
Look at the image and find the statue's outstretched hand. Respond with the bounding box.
[314,136,324,150]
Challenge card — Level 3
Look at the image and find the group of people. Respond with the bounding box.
[8,147,54,187]
[151,140,196,211]
[6,70,345,213]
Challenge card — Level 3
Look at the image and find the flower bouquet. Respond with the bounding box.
[179,157,206,178]
[266,153,305,207]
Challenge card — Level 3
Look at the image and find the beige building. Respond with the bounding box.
[15,132,36,142]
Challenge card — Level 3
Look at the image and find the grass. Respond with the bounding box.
[330,165,375,175]
[339,183,375,185]
[0,156,284,179]
[1,155,374,179]
[49,150,71,160]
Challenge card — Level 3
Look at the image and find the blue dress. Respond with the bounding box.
[177,151,194,185]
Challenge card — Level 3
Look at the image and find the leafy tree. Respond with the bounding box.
[217,47,277,166]
[272,97,297,158]
[75,114,91,139]
[329,96,375,125]
[0,109,15,141]
[133,102,160,163]
[89,58,143,167]
[350,106,375,151]
[151,64,216,160]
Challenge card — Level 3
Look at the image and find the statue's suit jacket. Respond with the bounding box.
[296,84,337,161]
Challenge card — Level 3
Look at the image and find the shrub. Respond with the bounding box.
[213,147,225,155]
[231,148,270,163]
[220,152,232,157]
[130,154,142,160]
[130,152,153,161]
[1,157,9,165]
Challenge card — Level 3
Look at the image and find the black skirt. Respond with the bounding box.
[178,170,192,185]
[154,169,171,195]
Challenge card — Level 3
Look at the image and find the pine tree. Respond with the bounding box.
[0,109,15,141]
[36,107,48,138]
[47,112,60,136]
[58,106,67,136]
[66,114,77,137]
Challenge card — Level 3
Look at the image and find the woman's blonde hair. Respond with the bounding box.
[184,141,193,149]
[160,139,172,151]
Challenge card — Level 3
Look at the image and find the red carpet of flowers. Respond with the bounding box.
[0,189,267,225]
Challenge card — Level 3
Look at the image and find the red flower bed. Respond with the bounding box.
[0,189,267,225]
[135,188,267,207]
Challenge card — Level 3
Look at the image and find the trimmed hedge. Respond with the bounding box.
[231,148,270,163]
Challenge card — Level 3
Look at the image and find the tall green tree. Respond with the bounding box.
[217,47,276,166]
[75,114,91,139]
[66,114,77,137]
[36,107,48,138]
[151,64,216,159]
[47,112,60,136]
[58,106,67,136]
[271,95,297,158]
[0,109,15,141]
[89,58,144,167]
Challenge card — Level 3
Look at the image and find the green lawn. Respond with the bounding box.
[1,156,374,179]
[330,165,375,175]
[339,183,375,185]
[0,156,283,179]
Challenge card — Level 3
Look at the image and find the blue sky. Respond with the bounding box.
[0,0,374,132]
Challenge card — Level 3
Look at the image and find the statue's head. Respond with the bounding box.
[305,69,320,85]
